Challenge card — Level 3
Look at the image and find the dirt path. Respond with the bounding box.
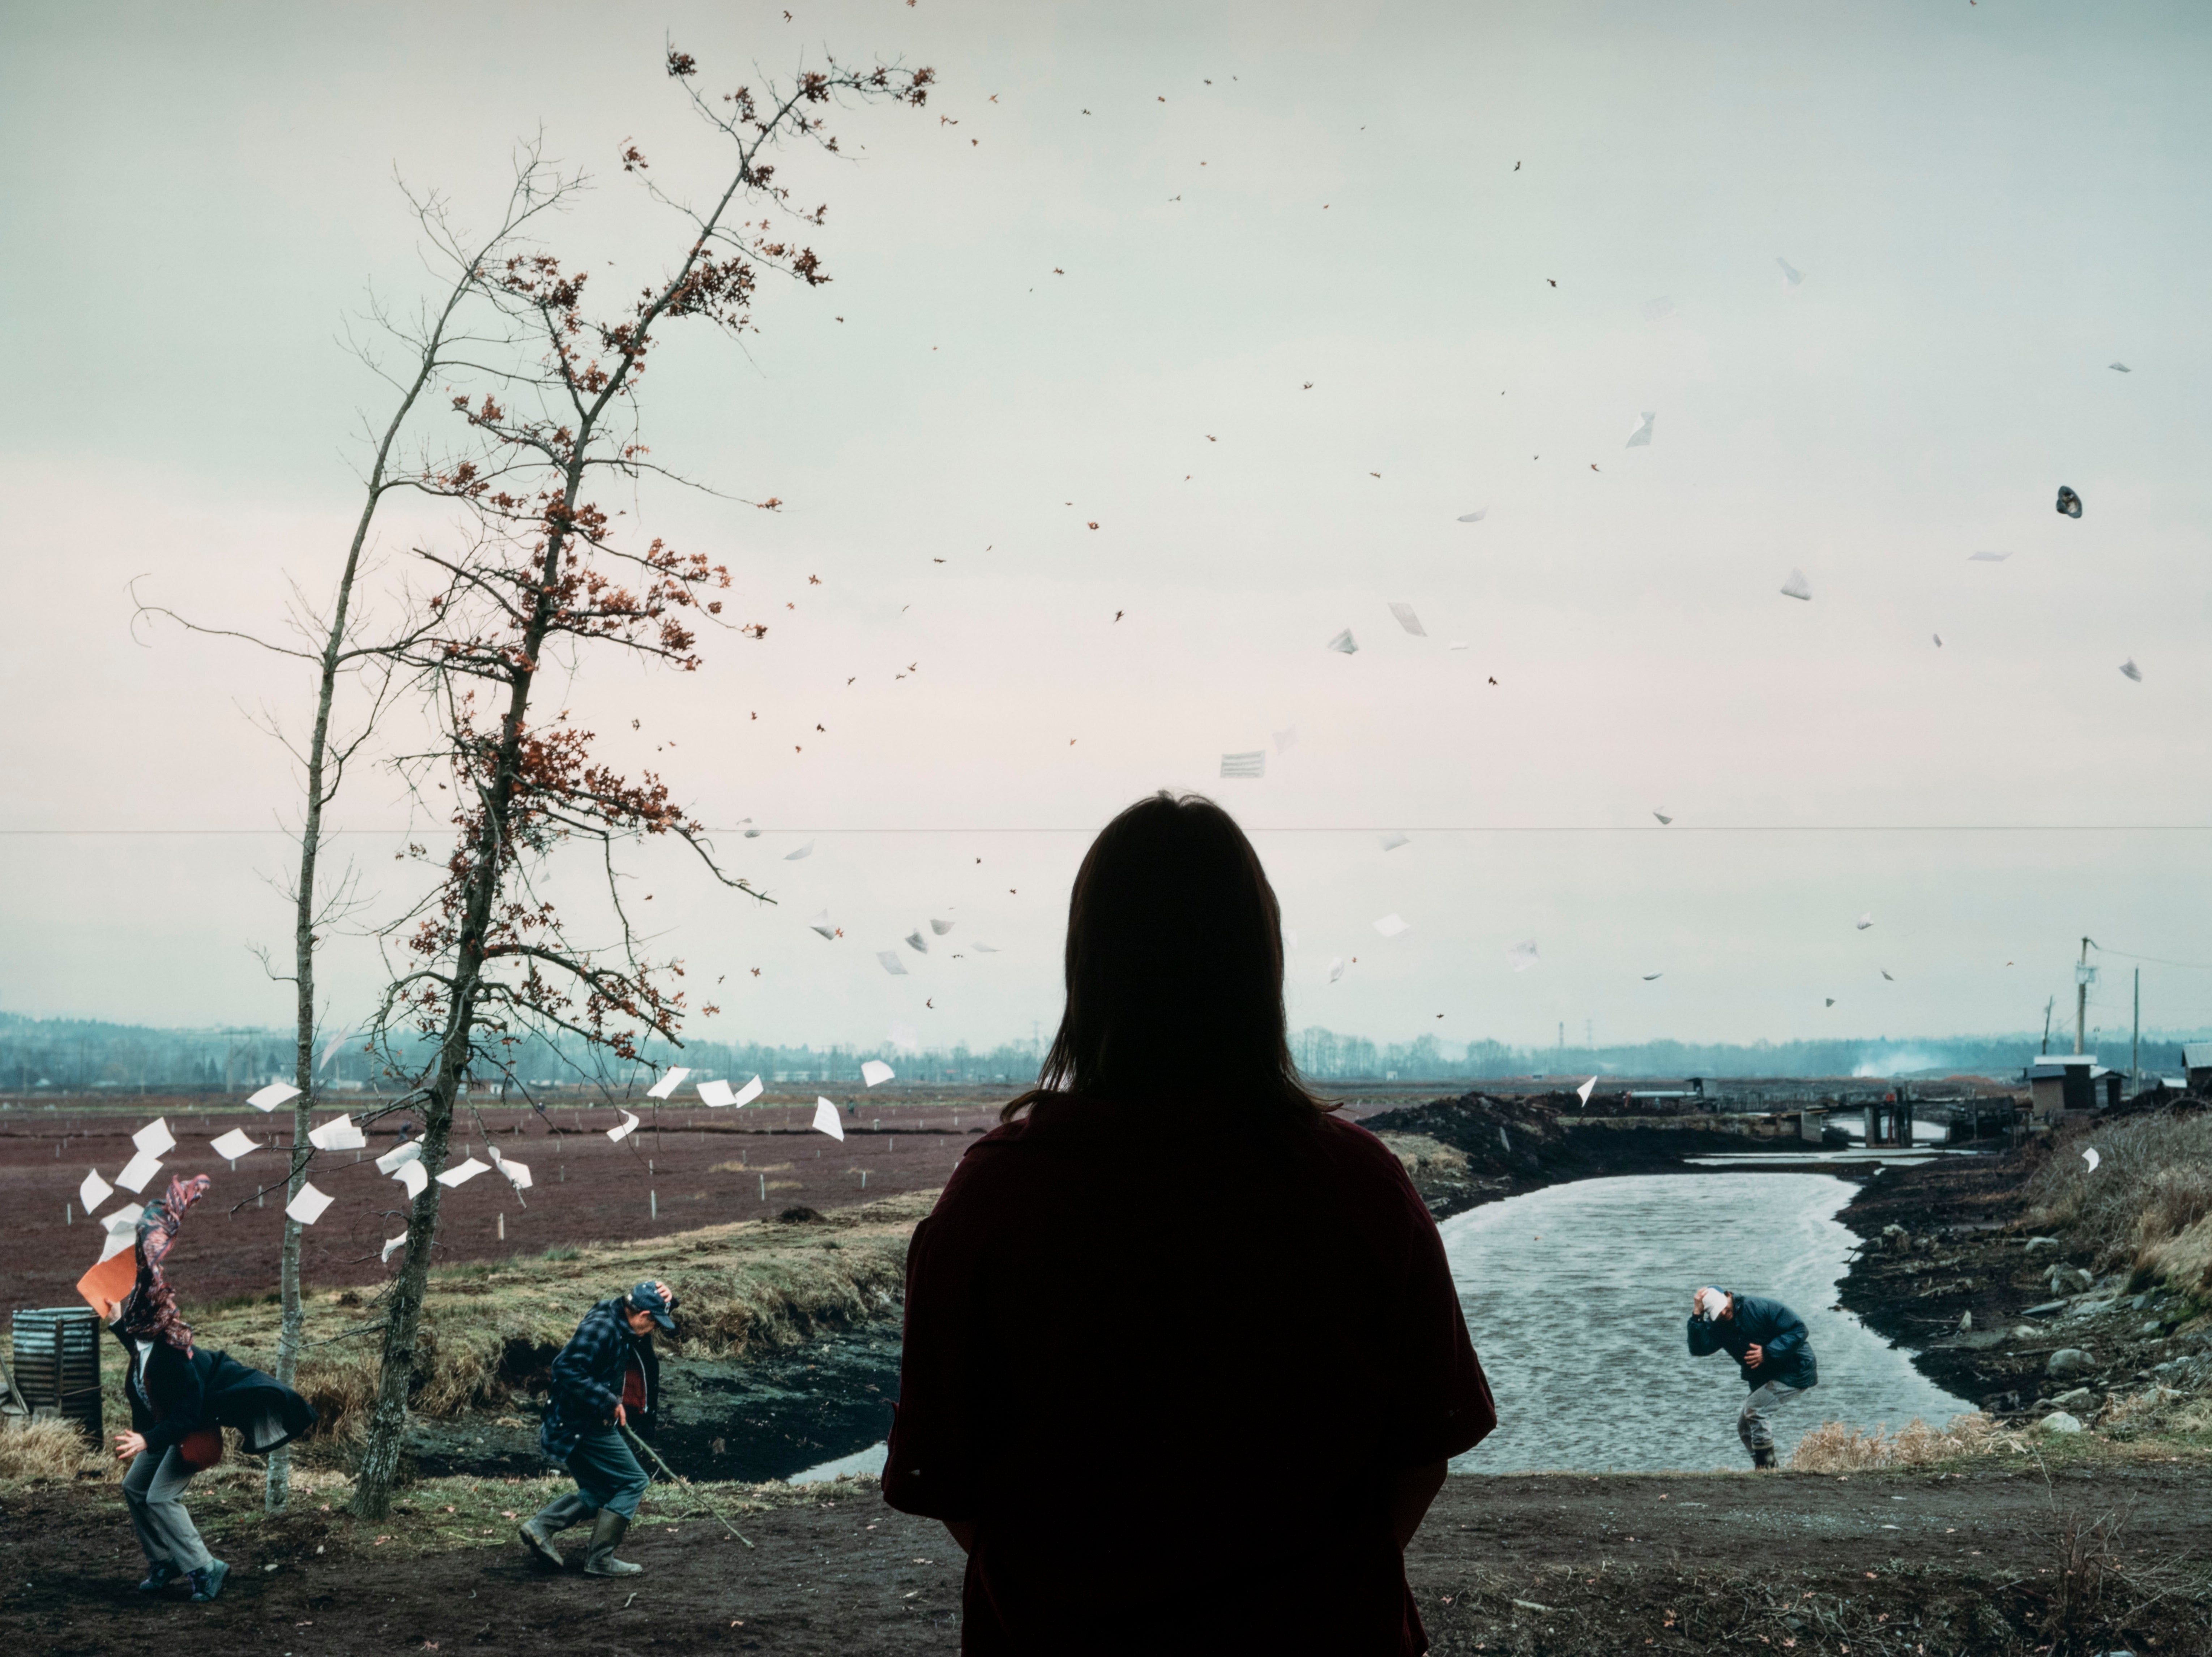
[5,1463,2205,1655]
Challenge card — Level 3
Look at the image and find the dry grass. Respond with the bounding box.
[0,1418,91,1482]
[2022,1112,2212,1284]
[1374,1133,1471,1181]
[2101,1381,2212,1438]
[1788,1412,2008,1472]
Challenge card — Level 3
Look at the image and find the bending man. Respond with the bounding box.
[1687,1285,1818,1469]
[520,1279,677,1576]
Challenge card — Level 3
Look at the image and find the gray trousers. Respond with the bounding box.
[1738,1380,1811,1453]
[122,1446,214,1573]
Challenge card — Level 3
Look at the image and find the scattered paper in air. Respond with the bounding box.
[697,1078,737,1108]
[1643,972,1664,981]
[487,1145,533,1190]
[1379,833,1410,852]
[394,1159,429,1199]
[1776,256,1803,288]
[317,1027,358,1071]
[973,942,1000,952]
[785,841,815,861]
[2119,658,2142,682]
[382,1235,408,1263]
[1626,411,1656,448]
[375,1140,422,1176]
[1653,811,1672,825]
[862,1060,896,1087]
[606,1111,640,1144]
[876,951,909,976]
[1220,751,1266,779]
[1824,997,1836,1008]
[812,1097,846,1142]
[103,1203,145,1236]
[1780,568,1812,601]
[930,918,956,935]
[2055,485,2083,518]
[1449,641,1468,651]
[437,1156,490,1189]
[133,1118,176,1159]
[904,930,930,955]
[247,1083,301,1113]
[1326,628,1359,655]
[2109,363,2130,373]
[1642,297,1675,322]
[1328,957,1345,984]
[1881,969,1896,981]
[1968,550,2012,562]
[1373,914,1409,938]
[98,1224,137,1263]
[79,1169,113,1212]
[647,1067,691,1100]
[308,1115,366,1152]
[285,1182,335,1226]
[2083,1147,2101,1173]
[1933,634,1943,648]
[115,1149,164,1194]
[1388,603,1427,637]
[1856,912,1874,930]
[733,1075,764,1108]
[739,817,760,838]
[809,911,837,941]
[1455,509,1487,523]
[1274,726,1298,753]
[1506,940,1540,972]
[1576,1077,1598,1106]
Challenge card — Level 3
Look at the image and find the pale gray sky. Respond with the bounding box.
[4,1,2210,1054]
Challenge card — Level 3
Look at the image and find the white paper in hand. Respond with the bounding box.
[1506,939,1540,972]
[810,911,837,940]
[1373,914,1409,938]
[697,1078,737,1107]
[1326,628,1359,655]
[733,1076,765,1108]
[1576,1077,1598,1106]
[375,1140,423,1176]
[1625,411,1655,448]
[437,1156,490,1189]
[79,1169,113,1212]
[812,1097,846,1142]
[115,1149,164,1194]
[285,1182,335,1226]
[861,1059,896,1087]
[309,1115,366,1152]
[1220,752,1265,779]
[785,841,815,861]
[209,1130,261,1162]
[876,951,908,976]
[247,1083,301,1113]
[1780,568,1812,601]
[1388,602,1427,637]
[647,1067,691,1100]
[394,1159,429,1200]
[606,1111,640,1144]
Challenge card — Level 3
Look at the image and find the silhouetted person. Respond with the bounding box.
[885,791,1495,1655]
[1687,1285,1819,1468]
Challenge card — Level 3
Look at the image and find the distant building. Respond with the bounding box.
[2183,1042,2212,1093]
[2025,1054,2121,1121]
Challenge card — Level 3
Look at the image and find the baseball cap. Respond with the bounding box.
[629,1281,677,1332]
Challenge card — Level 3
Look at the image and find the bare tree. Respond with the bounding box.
[132,156,577,1511]
[345,45,933,1521]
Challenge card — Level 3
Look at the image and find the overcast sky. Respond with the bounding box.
[4,1,2210,1058]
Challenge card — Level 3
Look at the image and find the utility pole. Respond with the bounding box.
[2041,997,2054,1055]
[2075,937,2095,1056]
[2132,966,2141,1094]
[1557,1020,1565,1058]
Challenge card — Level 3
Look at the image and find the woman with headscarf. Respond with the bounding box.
[883,792,1497,1656]
[107,1174,318,1602]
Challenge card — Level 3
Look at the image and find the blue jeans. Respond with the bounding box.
[566,1426,649,1519]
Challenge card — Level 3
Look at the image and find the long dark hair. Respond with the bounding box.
[1003,791,1327,1130]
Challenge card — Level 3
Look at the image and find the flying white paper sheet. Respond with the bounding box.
[1326,629,1359,655]
[733,1076,765,1108]
[1881,969,1896,981]
[318,1027,358,1071]
[809,911,837,940]
[973,943,1000,952]
[861,1060,896,1087]
[812,1097,846,1141]
[1825,997,1836,1008]
[247,1083,302,1113]
[738,817,760,838]
[115,1149,164,1194]
[1642,297,1675,322]
[103,1203,145,1235]
[2084,1147,2101,1172]
[208,1130,261,1162]
[1780,568,1812,601]
[1220,752,1266,779]
[785,841,814,861]
[905,930,930,953]
[309,1115,366,1152]
[394,1160,429,1199]
[2109,363,2130,373]
[375,1140,423,1176]
[1328,957,1345,984]
[99,1224,139,1263]
[1626,411,1655,448]
[1455,509,1487,523]
[876,951,909,976]
[1934,634,1943,648]
[382,1235,408,1263]
[286,1182,335,1226]
[133,1118,176,1158]
[930,918,956,935]
[1776,256,1803,288]
[2119,659,2143,682]
[1576,1077,1598,1105]
[606,1112,640,1144]
[697,1078,737,1107]
[1506,940,1540,972]
[1273,726,1298,753]
[1373,914,1409,938]
[437,1156,490,1189]
[1856,913,1874,930]
[1653,811,1673,825]
[1449,641,1468,651]
[1643,973,1664,981]
[648,1067,691,1100]
[487,1145,533,1189]
[1388,602,1427,637]
[80,1169,113,1212]
[1379,833,1410,852]
[1969,550,2012,561]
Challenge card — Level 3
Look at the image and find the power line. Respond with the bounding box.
[9,824,2212,838]
[2091,943,2212,974]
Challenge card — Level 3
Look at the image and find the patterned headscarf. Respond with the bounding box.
[119,1173,212,1354]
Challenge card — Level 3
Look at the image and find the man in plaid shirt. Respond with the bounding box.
[519,1279,677,1576]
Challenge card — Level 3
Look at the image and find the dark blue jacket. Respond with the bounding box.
[1687,1292,1818,1391]
[541,1296,661,1462]
[110,1325,317,1458]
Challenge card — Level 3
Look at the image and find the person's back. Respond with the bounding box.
[883,791,1495,1655]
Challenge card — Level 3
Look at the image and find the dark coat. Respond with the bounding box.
[541,1296,661,1462]
[1687,1292,1818,1391]
[112,1326,318,1458]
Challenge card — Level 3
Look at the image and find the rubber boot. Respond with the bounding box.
[1752,1444,1777,1471]
[582,1510,644,1577]
[136,1561,180,1593]
[188,1559,230,1602]
[520,1492,594,1568]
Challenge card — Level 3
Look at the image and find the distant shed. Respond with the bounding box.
[2184,1042,2212,1093]
[2025,1054,2120,1121]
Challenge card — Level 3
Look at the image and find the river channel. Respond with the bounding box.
[1441,1172,1969,1473]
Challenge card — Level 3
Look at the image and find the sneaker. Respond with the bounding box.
[135,1562,180,1593]
[187,1559,230,1602]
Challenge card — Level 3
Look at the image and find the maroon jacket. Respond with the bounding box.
[884,1095,1494,1656]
